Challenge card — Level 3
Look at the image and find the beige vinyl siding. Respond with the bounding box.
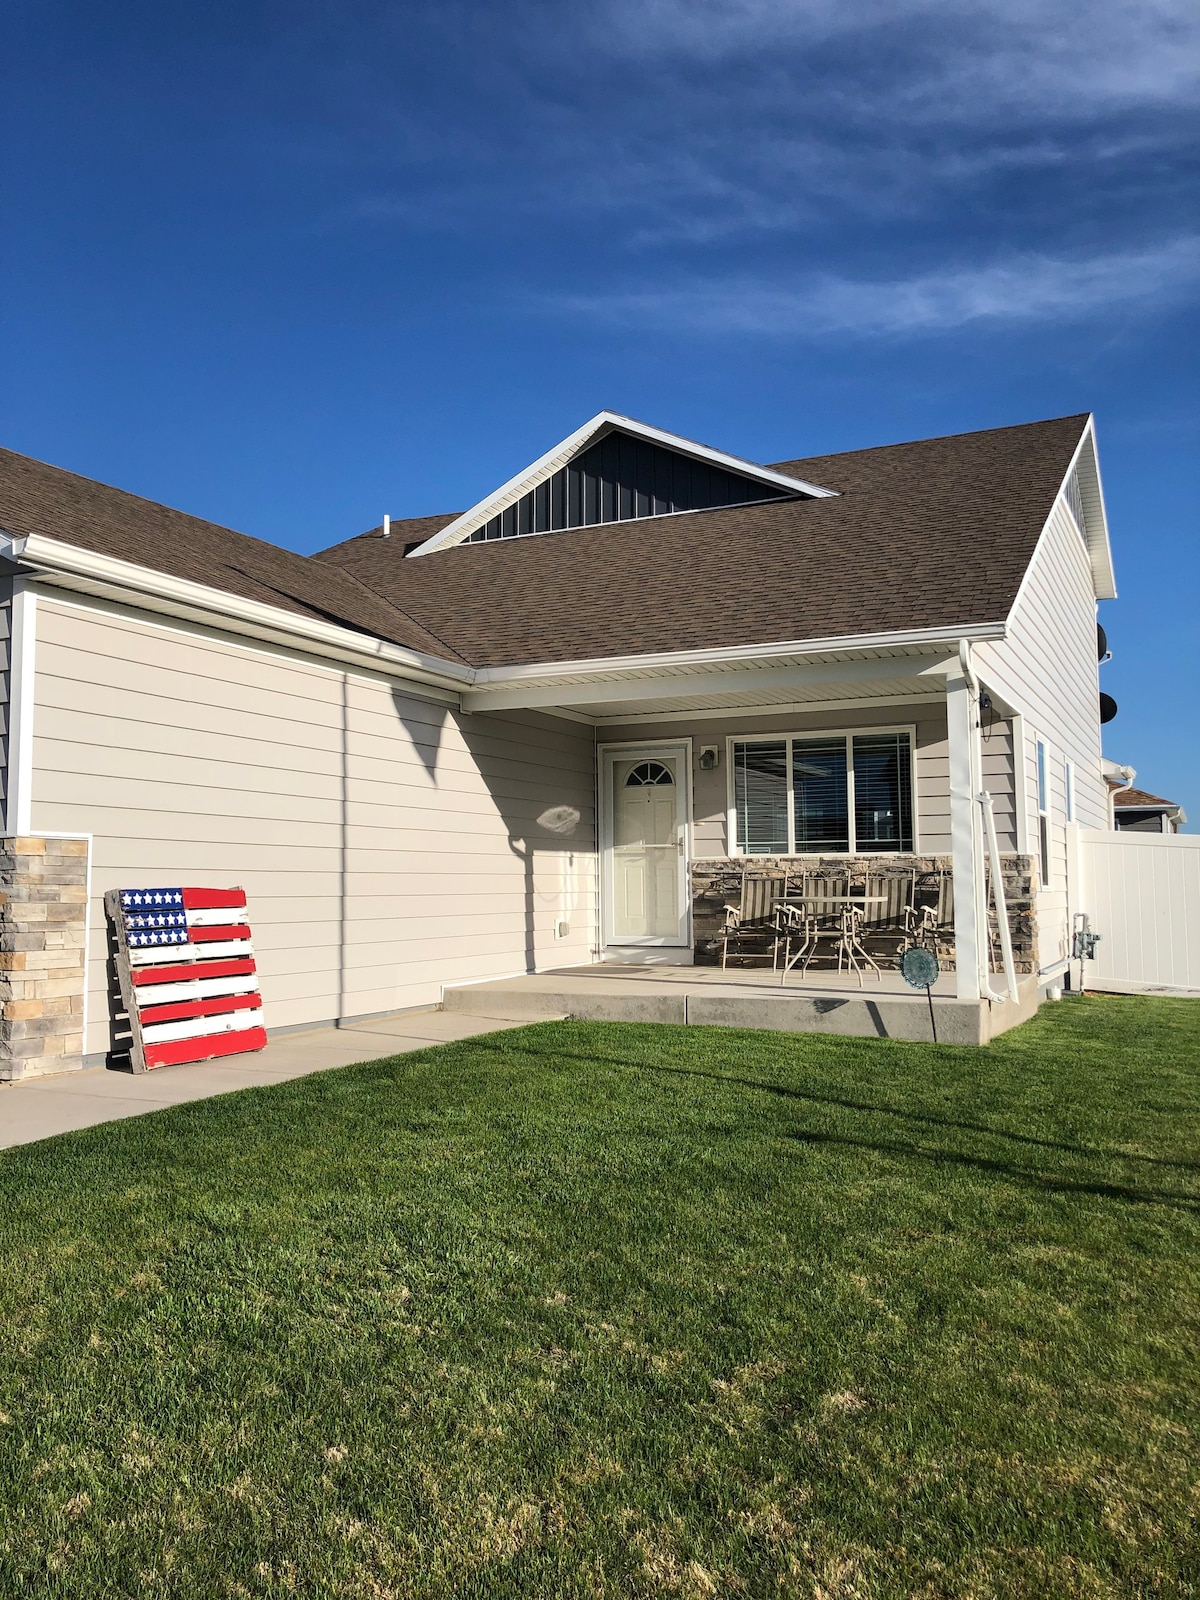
[0,577,10,821]
[30,595,597,1057]
[974,494,1106,968]
[979,717,1018,853]
[598,701,961,855]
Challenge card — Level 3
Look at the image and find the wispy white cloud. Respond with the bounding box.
[554,237,1200,337]
[591,0,1200,121]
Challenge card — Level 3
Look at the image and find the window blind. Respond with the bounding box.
[733,741,789,854]
[792,738,850,853]
[731,731,915,855]
[852,733,913,851]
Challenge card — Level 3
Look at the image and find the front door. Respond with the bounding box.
[601,744,689,946]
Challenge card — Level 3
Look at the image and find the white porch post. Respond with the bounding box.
[947,668,981,1001]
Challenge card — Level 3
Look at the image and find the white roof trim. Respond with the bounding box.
[1,532,475,690]
[469,619,1007,690]
[409,410,837,556]
[1058,416,1117,600]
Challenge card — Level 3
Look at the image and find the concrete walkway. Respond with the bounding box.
[0,1009,532,1151]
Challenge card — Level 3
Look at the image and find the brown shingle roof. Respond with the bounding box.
[315,414,1089,668]
[2,414,1091,673]
[0,446,468,663]
[1113,787,1178,809]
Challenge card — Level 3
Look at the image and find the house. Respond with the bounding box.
[0,409,1117,1076]
[1111,786,1187,834]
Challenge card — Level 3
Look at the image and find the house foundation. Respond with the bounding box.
[0,836,89,1082]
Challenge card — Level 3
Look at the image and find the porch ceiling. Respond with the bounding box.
[462,646,957,719]
[574,673,944,720]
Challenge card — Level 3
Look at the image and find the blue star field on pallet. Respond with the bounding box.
[107,885,266,1071]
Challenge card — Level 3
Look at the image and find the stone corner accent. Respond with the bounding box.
[0,835,89,1082]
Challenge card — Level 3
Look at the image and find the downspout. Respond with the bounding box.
[981,790,1020,1004]
[958,640,1017,1005]
[1110,763,1135,828]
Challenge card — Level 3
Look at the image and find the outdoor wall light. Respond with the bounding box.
[698,746,719,771]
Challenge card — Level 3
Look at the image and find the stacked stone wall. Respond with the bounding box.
[0,837,88,1082]
[691,854,1037,974]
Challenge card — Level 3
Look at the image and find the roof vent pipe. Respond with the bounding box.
[382,515,390,538]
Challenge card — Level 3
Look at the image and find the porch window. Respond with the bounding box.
[732,731,915,855]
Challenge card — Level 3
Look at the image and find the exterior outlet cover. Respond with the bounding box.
[556,920,570,939]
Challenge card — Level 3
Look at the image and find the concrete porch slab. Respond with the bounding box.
[443,964,1041,1045]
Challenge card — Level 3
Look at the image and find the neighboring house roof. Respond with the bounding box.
[1113,787,1180,810]
[0,446,468,663]
[315,413,1092,669]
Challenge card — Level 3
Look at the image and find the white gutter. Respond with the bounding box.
[958,639,1018,1005]
[471,620,1009,690]
[4,532,475,693]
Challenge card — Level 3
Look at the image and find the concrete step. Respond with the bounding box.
[439,970,1035,1044]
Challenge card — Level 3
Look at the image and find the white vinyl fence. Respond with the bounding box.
[1072,826,1200,994]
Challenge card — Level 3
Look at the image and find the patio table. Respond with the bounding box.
[777,895,887,987]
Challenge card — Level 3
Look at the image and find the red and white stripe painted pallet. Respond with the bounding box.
[104,886,267,1072]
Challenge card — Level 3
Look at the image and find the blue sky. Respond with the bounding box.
[4,0,1198,816]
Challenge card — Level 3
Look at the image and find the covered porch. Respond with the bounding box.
[466,626,1038,1026]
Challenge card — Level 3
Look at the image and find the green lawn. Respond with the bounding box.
[1,999,1198,1599]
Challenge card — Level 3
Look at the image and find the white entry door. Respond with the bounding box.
[602,744,690,946]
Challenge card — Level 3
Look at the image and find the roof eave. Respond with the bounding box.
[469,619,1008,687]
[3,531,475,693]
[460,620,1008,712]
[1070,417,1117,600]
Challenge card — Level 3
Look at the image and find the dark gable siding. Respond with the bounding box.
[469,429,789,542]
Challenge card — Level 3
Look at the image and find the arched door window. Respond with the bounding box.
[624,760,675,787]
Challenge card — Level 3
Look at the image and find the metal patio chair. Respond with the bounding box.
[859,873,913,965]
[904,870,952,952]
[721,870,791,969]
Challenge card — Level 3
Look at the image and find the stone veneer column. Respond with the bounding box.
[0,836,88,1082]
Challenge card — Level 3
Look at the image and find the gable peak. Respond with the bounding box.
[409,411,836,556]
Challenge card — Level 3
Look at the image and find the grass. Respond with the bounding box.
[0,998,1198,1599]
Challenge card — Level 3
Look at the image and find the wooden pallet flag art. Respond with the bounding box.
[104,886,267,1073]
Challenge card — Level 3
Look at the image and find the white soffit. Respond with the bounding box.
[1062,417,1117,601]
[410,410,838,556]
[565,677,941,720]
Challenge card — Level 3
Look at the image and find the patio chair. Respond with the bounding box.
[859,873,912,965]
[721,871,791,969]
[904,870,951,951]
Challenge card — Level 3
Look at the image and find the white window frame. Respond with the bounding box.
[1035,736,1052,887]
[724,724,919,858]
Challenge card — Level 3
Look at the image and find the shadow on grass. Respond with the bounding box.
[474,1035,1200,1172]
[634,1060,1200,1175]
[465,1036,1200,1211]
[784,1128,1200,1213]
